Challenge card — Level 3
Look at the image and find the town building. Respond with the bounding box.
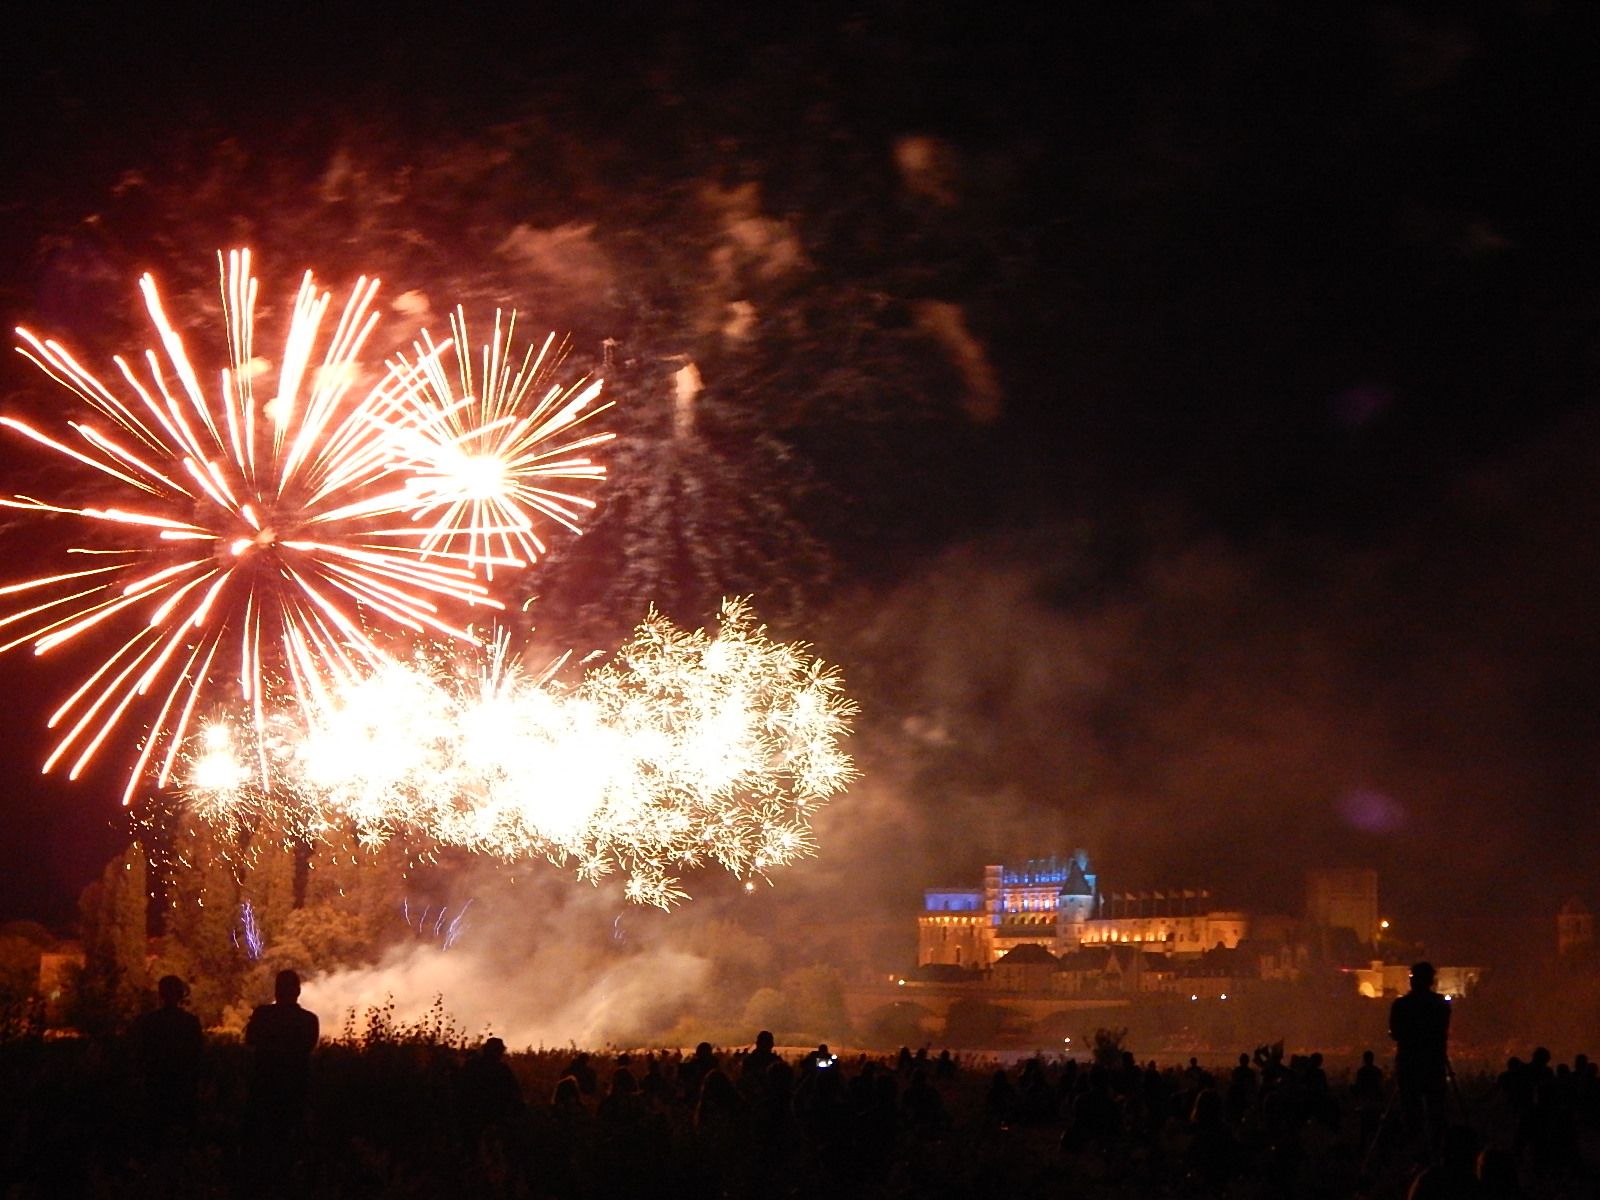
[1351,961,1483,1000]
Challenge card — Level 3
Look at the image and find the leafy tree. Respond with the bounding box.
[154,816,248,1025]
[71,843,151,1032]
[237,821,301,939]
[0,921,53,1005]
[741,986,792,1036]
[302,834,415,940]
[263,902,378,978]
[860,1001,935,1050]
[779,964,852,1043]
[674,918,775,1016]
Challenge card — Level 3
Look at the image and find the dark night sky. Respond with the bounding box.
[2,3,1599,962]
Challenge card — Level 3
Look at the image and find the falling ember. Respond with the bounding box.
[1,251,506,802]
[182,599,858,906]
[381,310,613,578]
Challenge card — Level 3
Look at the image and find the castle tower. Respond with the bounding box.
[1055,850,1096,951]
[1305,867,1379,945]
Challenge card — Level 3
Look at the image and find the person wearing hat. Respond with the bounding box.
[1388,960,1451,1155]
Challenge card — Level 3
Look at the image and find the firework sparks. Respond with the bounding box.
[3,252,849,906]
[381,310,613,578]
[2,251,505,802]
[233,899,265,960]
[403,897,474,949]
[184,600,858,905]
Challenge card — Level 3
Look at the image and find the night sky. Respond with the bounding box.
[2,3,1599,962]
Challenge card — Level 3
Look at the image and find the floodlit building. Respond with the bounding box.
[920,887,988,968]
[917,850,1250,968]
[1351,961,1484,999]
[913,853,1500,1005]
[36,945,84,1025]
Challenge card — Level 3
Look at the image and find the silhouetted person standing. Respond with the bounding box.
[560,1050,598,1096]
[742,1030,778,1082]
[461,1036,524,1143]
[245,969,320,1152]
[1389,961,1451,1156]
[135,974,203,1147]
[1353,1049,1386,1150]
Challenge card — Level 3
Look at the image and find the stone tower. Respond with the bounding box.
[1055,849,1097,950]
[1305,867,1380,945]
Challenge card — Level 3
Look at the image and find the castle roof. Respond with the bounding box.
[996,943,1058,966]
[1177,946,1246,977]
[1057,946,1137,973]
[1059,859,1093,897]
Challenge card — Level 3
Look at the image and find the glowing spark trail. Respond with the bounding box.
[183,600,858,906]
[1,251,505,802]
[233,900,264,960]
[2,252,849,906]
[403,897,474,949]
[383,310,613,578]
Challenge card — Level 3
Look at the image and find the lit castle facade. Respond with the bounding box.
[919,850,1250,968]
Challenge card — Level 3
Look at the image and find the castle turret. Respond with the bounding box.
[1305,867,1379,945]
[1055,851,1096,950]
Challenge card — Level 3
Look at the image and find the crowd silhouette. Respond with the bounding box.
[1,969,1597,1198]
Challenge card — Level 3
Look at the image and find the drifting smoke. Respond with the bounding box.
[275,422,1600,1040]
[801,439,1600,961]
[302,872,712,1048]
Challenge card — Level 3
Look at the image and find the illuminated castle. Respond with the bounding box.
[918,850,1249,968]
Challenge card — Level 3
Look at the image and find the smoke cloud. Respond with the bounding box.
[302,872,712,1049]
[799,410,1600,964]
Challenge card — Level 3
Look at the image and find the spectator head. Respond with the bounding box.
[755,1030,774,1053]
[483,1037,506,1060]
[1408,962,1436,991]
[156,974,188,1006]
[274,969,301,1003]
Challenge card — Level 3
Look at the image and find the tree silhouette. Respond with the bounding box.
[71,843,150,1031]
